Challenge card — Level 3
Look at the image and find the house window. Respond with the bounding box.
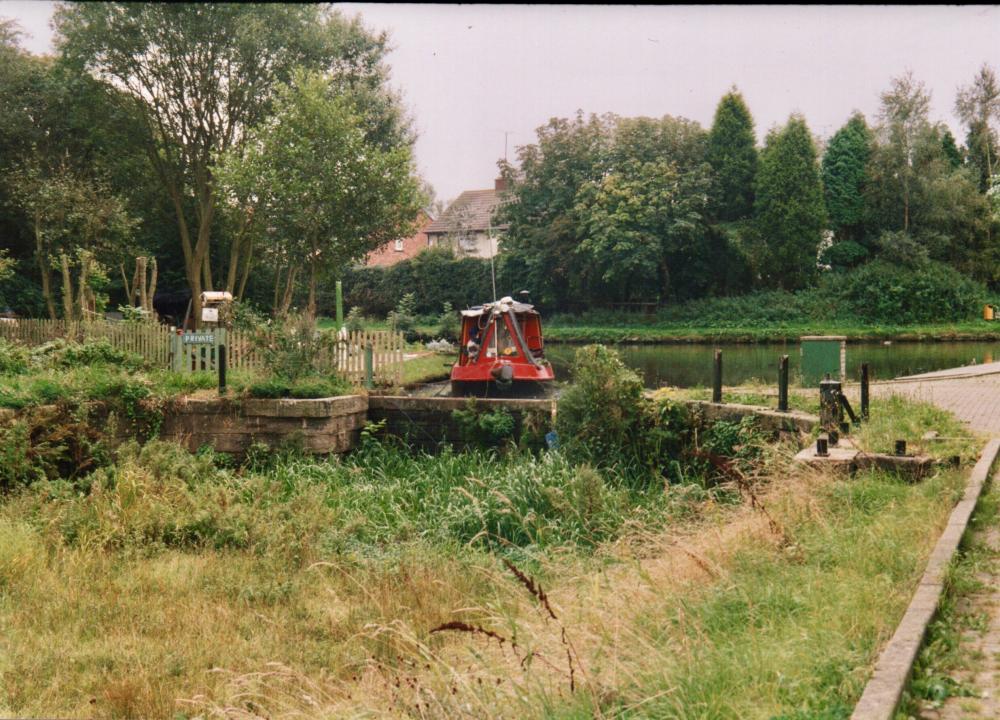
[394,239,404,252]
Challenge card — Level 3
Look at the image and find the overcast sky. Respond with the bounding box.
[3,3,999,203]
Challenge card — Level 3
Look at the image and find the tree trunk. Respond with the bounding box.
[35,220,56,320]
[147,258,158,314]
[279,266,298,318]
[77,253,90,320]
[237,237,254,300]
[307,250,318,319]
[137,256,148,311]
[272,265,284,316]
[60,254,74,321]
[120,263,134,307]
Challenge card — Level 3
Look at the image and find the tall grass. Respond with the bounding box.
[0,395,978,718]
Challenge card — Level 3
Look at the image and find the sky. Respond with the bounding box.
[3,3,1000,204]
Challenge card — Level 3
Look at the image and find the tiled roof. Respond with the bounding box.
[425,189,508,234]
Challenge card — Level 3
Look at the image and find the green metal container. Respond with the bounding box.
[800,335,846,385]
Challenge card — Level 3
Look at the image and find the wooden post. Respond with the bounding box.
[860,363,870,420]
[712,349,722,403]
[364,342,374,390]
[218,343,227,395]
[778,354,789,412]
[336,280,344,327]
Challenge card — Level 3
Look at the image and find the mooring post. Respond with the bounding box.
[712,349,722,403]
[218,343,227,395]
[778,354,789,412]
[860,362,870,420]
[820,375,844,429]
[364,342,374,390]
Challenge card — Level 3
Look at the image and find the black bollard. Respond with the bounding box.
[895,439,907,456]
[778,354,789,412]
[816,435,829,457]
[218,343,227,396]
[712,349,722,403]
[860,363,870,420]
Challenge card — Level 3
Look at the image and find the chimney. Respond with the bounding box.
[494,177,507,192]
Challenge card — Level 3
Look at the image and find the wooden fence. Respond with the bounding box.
[0,319,404,386]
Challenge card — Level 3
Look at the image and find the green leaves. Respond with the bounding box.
[707,89,758,222]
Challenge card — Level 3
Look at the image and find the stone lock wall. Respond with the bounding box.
[159,395,368,454]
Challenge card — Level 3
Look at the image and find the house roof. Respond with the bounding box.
[425,189,508,234]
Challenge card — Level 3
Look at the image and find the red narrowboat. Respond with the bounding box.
[451,296,555,396]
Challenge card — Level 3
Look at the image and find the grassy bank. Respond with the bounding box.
[0,391,980,718]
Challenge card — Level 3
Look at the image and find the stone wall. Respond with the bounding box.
[159,395,367,454]
[367,395,555,451]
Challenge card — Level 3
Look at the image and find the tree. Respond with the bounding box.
[751,115,827,290]
[55,3,403,324]
[877,72,932,232]
[941,128,963,169]
[956,64,1000,191]
[821,112,872,249]
[10,161,136,319]
[218,70,422,317]
[706,88,758,222]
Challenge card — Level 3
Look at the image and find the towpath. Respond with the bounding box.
[872,362,1000,718]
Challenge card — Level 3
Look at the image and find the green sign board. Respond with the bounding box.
[800,336,846,385]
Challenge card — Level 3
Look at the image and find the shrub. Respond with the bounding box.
[452,400,516,448]
[345,306,365,333]
[254,313,341,382]
[835,259,985,324]
[0,338,29,375]
[387,292,418,339]
[435,301,460,341]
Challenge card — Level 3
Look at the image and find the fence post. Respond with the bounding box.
[860,363,870,420]
[712,349,722,403]
[364,342,374,390]
[336,280,344,327]
[218,343,227,395]
[778,354,789,412]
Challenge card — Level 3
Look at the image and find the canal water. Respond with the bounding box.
[545,341,1000,388]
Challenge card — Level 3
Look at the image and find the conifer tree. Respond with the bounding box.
[706,88,758,221]
[941,128,963,169]
[821,112,872,246]
[752,115,827,290]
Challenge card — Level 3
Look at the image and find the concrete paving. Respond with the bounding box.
[873,369,1000,437]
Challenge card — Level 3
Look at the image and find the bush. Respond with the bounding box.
[254,313,341,382]
[0,338,29,375]
[435,301,460,341]
[344,306,365,333]
[834,259,985,324]
[387,292,418,340]
[452,400,516,448]
[556,345,694,480]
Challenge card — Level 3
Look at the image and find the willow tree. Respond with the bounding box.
[54,3,399,324]
[218,70,422,317]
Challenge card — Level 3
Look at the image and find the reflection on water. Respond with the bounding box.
[545,342,999,389]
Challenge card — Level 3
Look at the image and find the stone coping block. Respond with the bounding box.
[683,400,818,434]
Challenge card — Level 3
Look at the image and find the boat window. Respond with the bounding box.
[495,317,518,357]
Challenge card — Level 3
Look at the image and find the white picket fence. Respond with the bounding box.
[0,319,404,386]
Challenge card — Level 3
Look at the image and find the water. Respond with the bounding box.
[544,341,1000,388]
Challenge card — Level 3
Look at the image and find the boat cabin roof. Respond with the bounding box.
[460,297,537,318]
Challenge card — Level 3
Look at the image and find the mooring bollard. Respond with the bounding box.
[816,435,829,457]
[895,439,907,456]
[218,343,227,395]
[820,376,844,428]
[778,354,789,412]
[712,349,722,403]
[860,363,870,420]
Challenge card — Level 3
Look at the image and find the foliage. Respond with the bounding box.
[247,375,351,400]
[822,113,872,246]
[387,292,418,339]
[254,314,338,382]
[345,306,366,333]
[0,338,30,375]
[451,401,517,448]
[706,88,758,221]
[434,301,459,341]
[556,345,691,479]
[55,3,412,319]
[750,115,827,290]
[836,259,985,324]
[217,69,422,316]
